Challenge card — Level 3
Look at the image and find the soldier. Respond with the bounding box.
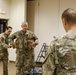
[0,26,12,75]
[43,8,76,75]
[9,22,38,75]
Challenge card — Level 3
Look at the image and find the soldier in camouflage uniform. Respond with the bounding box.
[43,8,76,75]
[9,22,38,75]
[0,26,12,75]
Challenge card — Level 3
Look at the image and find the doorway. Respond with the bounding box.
[0,19,8,34]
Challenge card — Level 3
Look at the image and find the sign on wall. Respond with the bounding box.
[0,8,6,14]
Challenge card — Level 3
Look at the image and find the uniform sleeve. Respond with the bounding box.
[43,41,56,75]
[32,33,38,45]
[0,37,9,49]
[8,32,17,43]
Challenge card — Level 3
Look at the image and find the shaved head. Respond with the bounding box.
[21,21,28,32]
[22,21,28,25]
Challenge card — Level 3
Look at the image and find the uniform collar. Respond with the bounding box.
[20,30,29,35]
[67,30,76,34]
[4,32,8,38]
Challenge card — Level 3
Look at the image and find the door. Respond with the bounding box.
[0,19,8,34]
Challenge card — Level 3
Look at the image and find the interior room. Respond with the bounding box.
[0,0,76,75]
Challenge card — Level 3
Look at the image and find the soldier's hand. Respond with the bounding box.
[10,42,17,48]
[31,42,37,48]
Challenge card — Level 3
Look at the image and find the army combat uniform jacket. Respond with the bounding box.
[0,33,9,75]
[9,30,38,71]
[0,33,9,59]
[43,30,76,75]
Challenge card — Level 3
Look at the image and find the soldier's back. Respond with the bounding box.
[55,30,76,75]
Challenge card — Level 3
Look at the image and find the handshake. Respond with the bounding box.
[9,42,17,48]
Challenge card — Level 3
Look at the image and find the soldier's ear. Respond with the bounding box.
[62,19,67,26]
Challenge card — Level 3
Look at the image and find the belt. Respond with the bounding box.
[17,50,33,54]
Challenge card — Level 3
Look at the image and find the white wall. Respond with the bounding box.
[0,0,10,19]
[9,0,27,32]
[38,0,76,40]
[38,0,59,45]
[59,0,76,36]
[9,0,27,61]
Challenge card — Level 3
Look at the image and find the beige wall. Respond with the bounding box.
[0,0,10,19]
[27,0,76,61]
[27,0,59,60]
[27,1,35,32]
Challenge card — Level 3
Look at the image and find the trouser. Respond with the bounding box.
[16,67,34,75]
[2,59,8,75]
[16,51,34,75]
[0,53,8,75]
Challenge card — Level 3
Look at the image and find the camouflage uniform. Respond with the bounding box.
[0,33,9,75]
[44,30,76,75]
[9,30,38,75]
[43,47,55,75]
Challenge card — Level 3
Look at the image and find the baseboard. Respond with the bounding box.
[9,60,15,63]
